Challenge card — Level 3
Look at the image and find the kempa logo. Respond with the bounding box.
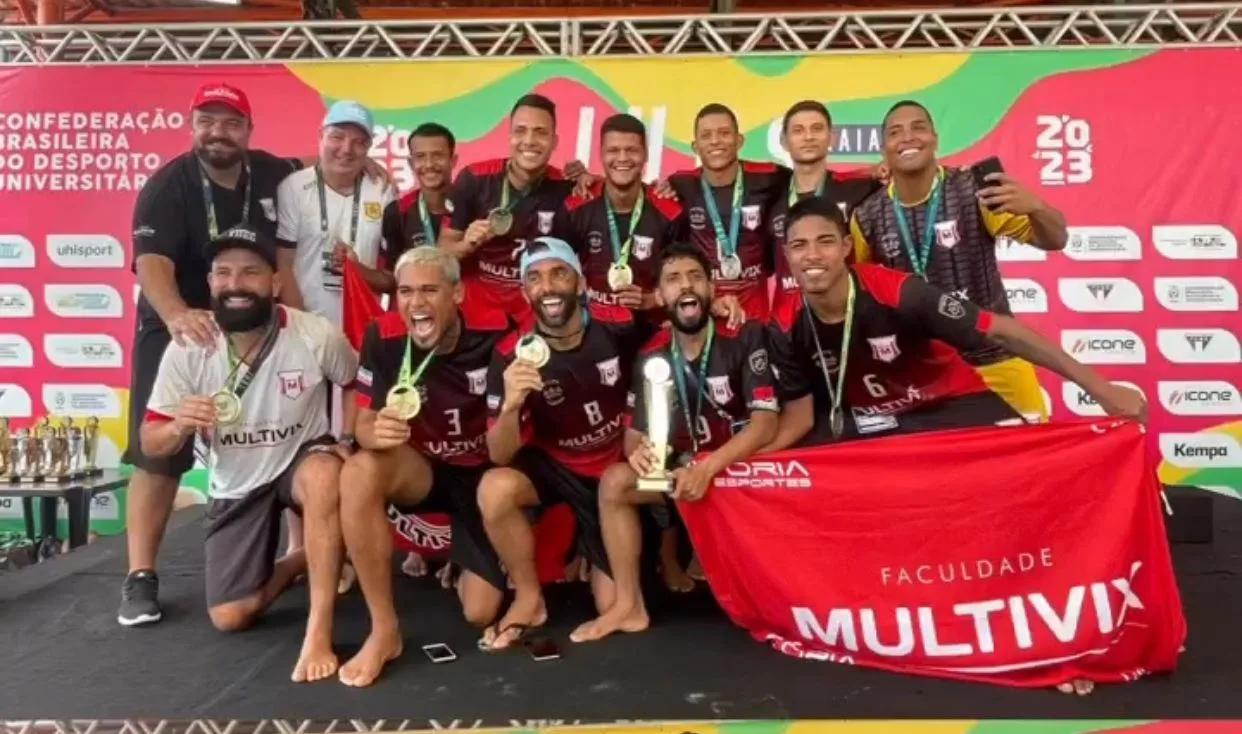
[1062,381,1145,417]
[1158,380,1242,416]
[1062,226,1142,261]
[1061,329,1147,365]
[1156,329,1242,364]
[1000,278,1048,313]
[0,235,36,268]
[1058,277,1143,313]
[0,284,35,317]
[46,234,125,269]
[1158,433,1242,469]
[44,284,123,318]
[0,334,34,367]
[1152,225,1238,261]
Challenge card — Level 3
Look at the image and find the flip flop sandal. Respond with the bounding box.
[477,622,534,653]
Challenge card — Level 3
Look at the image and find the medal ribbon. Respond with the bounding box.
[417,192,438,243]
[499,160,538,214]
[670,319,715,454]
[888,169,945,278]
[604,189,646,264]
[395,336,437,391]
[787,174,826,207]
[315,166,363,246]
[803,274,856,430]
[222,317,281,399]
[699,169,744,263]
[199,159,252,239]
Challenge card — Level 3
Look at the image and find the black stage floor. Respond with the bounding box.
[2,497,1242,722]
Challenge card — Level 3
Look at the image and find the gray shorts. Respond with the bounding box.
[201,435,336,607]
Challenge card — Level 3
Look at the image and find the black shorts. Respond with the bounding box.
[830,390,1021,443]
[201,435,336,607]
[512,448,609,577]
[123,322,195,478]
[392,461,505,592]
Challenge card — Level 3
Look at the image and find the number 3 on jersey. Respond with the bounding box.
[445,408,462,436]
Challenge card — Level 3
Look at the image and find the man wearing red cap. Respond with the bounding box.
[119,83,314,628]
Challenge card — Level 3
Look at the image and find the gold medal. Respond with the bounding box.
[387,385,423,420]
[488,208,513,236]
[212,390,242,425]
[515,334,550,368]
[607,262,634,291]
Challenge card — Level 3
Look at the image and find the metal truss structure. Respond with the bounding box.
[1,720,644,734]
[0,3,1240,64]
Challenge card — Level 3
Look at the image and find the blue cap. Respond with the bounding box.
[321,100,374,138]
[520,237,582,280]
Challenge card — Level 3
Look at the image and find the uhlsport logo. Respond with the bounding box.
[0,284,35,317]
[1058,277,1144,313]
[1001,278,1048,313]
[1152,225,1238,261]
[1062,381,1146,417]
[1062,226,1141,261]
[44,284,124,318]
[1158,380,1242,416]
[0,235,36,268]
[1159,432,1242,469]
[46,235,125,269]
[1061,329,1147,365]
[0,333,34,367]
[1153,277,1239,313]
[1156,329,1242,364]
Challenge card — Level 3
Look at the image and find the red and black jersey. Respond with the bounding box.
[356,309,511,467]
[380,189,443,265]
[629,319,778,455]
[768,264,993,436]
[667,161,785,320]
[486,303,651,479]
[555,182,685,318]
[768,168,882,314]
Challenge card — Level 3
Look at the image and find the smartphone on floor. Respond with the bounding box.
[422,643,457,663]
[526,637,561,662]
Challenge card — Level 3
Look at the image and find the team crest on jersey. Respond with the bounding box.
[587,231,604,253]
[749,348,769,375]
[260,198,276,222]
[741,205,761,231]
[880,232,902,259]
[633,235,654,260]
[542,379,565,406]
[938,293,966,320]
[706,375,733,405]
[596,357,621,386]
[364,202,382,221]
[688,207,707,230]
[935,219,961,249]
[867,335,901,363]
[772,214,786,238]
[466,367,488,395]
[537,211,555,234]
[278,370,306,399]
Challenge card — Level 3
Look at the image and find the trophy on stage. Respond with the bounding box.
[0,417,10,478]
[636,356,675,493]
[82,416,102,477]
[67,418,84,475]
[18,426,42,482]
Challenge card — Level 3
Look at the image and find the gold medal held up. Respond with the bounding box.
[607,263,634,291]
[387,385,423,420]
[212,390,242,425]
[515,334,551,368]
[488,208,513,236]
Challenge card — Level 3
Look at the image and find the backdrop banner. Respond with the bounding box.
[678,419,1186,687]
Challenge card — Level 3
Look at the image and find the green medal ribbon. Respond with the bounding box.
[787,174,826,207]
[417,192,438,243]
[604,189,646,265]
[888,170,945,278]
[395,336,437,392]
[803,274,856,437]
[670,319,716,453]
[700,170,744,261]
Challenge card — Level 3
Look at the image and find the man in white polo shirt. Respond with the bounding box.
[141,224,359,683]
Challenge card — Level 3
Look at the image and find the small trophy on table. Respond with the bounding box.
[18,425,43,482]
[636,356,675,493]
[82,416,103,477]
[0,417,11,479]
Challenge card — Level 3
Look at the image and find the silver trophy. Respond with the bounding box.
[636,356,675,493]
[68,421,84,475]
[83,416,102,477]
[0,417,10,478]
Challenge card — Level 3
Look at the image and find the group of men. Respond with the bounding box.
[120,81,1147,691]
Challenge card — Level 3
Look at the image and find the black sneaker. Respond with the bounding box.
[118,569,162,627]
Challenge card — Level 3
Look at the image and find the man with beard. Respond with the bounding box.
[765,198,1144,450]
[334,246,510,688]
[120,83,310,627]
[438,94,579,323]
[850,100,1068,422]
[478,237,649,650]
[382,123,458,256]
[664,103,786,320]
[139,225,358,680]
[570,242,779,643]
[769,100,883,314]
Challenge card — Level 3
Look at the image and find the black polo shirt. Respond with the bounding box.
[131,150,299,328]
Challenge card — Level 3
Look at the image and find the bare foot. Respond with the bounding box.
[686,555,705,581]
[337,563,357,595]
[1056,679,1095,696]
[479,595,547,651]
[661,563,696,593]
[291,629,338,683]
[338,630,403,687]
[436,562,456,589]
[570,602,649,643]
[401,552,428,578]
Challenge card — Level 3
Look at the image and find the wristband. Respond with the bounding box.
[339,433,359,451]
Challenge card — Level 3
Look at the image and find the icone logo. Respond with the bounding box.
[1062,227,1142,262]
[1158,381,1242,416]
[0,384,33,417]
[1061,381,1145,417]
[44,284,124,319]
[1156,329,1242,364]
[1152,225,1238,261]
[0,235,36,268]
[1000,278,1048,313]
[0,284,35,317]
[46,234,125,269]
[44,334,124,368]
[1061,329,1146,365]
[1153,277,1239,313]
[0,333,34,367]
[1158,432,1242,468]
[42,384,123,417]
[1057,277,1144,313]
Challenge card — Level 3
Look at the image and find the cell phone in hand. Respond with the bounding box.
[526,637,561,662]
[422,643,457,664]
[971,156,1005,196]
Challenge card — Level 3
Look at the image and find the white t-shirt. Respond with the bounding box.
[146,306,359,500]
[276,167,395,326]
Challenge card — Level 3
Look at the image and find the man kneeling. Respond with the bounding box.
[140,225,358,682]
[337,246,511,687]
[572,242,779,642]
